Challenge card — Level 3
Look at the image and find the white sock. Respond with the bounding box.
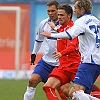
[23,86,36,100]
[72,90,90,100]
[87,94,100,100]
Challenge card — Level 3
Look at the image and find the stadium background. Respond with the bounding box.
[0,0,100,81]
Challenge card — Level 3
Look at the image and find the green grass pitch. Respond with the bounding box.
[0,79,100,100]
[0,79,46,100]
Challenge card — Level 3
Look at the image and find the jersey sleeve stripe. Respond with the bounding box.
[35,39,43,42]
[65,31,72,40]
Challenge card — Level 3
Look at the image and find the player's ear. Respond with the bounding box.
[81,7,85,14]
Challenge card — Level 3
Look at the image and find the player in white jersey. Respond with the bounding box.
[23,1,60,100]
[41,0,100,100]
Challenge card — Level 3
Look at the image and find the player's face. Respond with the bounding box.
[74,1,83,18]
[47,5,58,21]
[58,9,71,25]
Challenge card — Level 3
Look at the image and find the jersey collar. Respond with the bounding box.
[48,18,59,26]
[80,13,91,18]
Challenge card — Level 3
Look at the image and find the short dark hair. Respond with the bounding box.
[75,0,92,13]
[47,0,59,9]
[58,4,73,19]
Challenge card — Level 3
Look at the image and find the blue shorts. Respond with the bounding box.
[32,59,58,83]
[74,63,100,94]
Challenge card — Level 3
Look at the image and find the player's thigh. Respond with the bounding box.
[74,63,99,94]
[33,59,57,83]
[45,77,61,88]
[49,67,70,85]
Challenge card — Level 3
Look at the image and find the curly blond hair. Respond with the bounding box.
[75,0,92,13]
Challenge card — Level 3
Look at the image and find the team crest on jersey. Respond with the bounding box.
[36,32,38,35]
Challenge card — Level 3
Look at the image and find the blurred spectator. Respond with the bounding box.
[36,0,75,3]
[1,0,100,3]
[93,0,100,3]
[36,0,48,2]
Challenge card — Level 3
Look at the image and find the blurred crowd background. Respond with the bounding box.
[0,0,100,3]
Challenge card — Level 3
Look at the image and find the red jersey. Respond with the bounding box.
[57,20,81,68]
[49,20,81,84]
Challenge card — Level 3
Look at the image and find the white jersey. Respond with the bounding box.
[51,14,100,65]
[32,18,59,66]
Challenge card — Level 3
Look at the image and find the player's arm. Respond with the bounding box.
[30,20,45,65]
[48,22,56,30]
[52,43,76,60]
[60,45,76,56]
[48,21,59,32]
[41,20,84,39]
[60,38,78,55]
[41,31,70,39]
[31,41,43,65]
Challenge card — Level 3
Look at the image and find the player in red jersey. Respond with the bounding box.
[90,84,100,99]
[43,4,81,100]
[90,91,100,99]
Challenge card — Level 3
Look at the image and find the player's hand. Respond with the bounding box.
[53,51,62,61]
[41,31,51,37]
[48,22,55,29]
[30,64,37,70]
[30,54,36,65]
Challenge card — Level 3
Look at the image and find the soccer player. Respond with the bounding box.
[23,0,60,100]
[24,1,70,100]
[91,84,100,99]
[41,0,100,100]
[91,91,100,99]
[43,4,81,100]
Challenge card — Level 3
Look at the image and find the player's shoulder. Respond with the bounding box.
[84,14,100,25]
[40,18,49,25]
[75,15,89,25]
[38,18,49,29]
[77,16,85,22]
